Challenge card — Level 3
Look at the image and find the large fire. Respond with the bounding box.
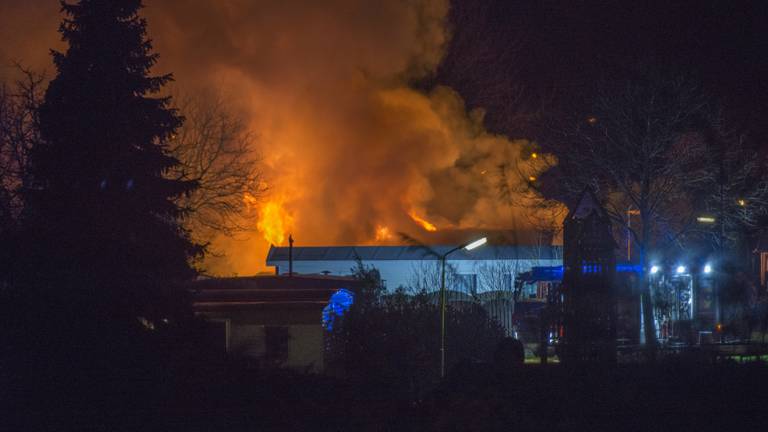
[408,210,438,232]
[0,0,567,275]
[245,192,293,246]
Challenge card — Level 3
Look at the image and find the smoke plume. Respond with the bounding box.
[0,1,551,275]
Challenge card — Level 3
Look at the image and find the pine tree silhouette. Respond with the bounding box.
[24,0,202,316]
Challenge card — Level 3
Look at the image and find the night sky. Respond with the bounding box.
[438,0,768,141]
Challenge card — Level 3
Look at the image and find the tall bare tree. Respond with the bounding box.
[0,76,265,245]
[407,260,459,296]
[168,91,265,241]
[0,67,45,226]
[529,75,726,357]
[699,134,768,249]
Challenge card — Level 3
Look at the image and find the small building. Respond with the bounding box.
[190,275,362,372]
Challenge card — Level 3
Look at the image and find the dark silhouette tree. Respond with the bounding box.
[21,0,202,317]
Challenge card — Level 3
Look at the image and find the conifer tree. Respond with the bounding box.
[24,0,201,315]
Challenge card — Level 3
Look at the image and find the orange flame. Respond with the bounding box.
[408,210,437,232]
[243,190,294,246]
[256,201,293,245]
[375,225,393,241]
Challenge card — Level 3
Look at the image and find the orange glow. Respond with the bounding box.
[255,200,293,246]
[408,210,437,232]
[531,152,538,159]
[528,176,537,182]
[375,225,393,241]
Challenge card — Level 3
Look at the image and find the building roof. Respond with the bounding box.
[266,245,563,263]
[189,275,363,310]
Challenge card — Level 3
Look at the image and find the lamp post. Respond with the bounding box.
[627,206,640,261]
[697,215,722,331]
[439,237,487,378]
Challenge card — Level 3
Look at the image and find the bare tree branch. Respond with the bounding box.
[0,66,45,225]
[167,91,265,241]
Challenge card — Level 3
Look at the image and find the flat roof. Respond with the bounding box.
[266,245,563,263]
[189,275,363,310]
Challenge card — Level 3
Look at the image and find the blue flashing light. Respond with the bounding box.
[532,266,564,281]
[581,264,604,274]
[527,263,644,282]
[616,264,643,273]
[322,288,355,331]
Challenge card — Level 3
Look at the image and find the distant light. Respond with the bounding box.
[531,152,538,159]
[676,265,686,274]
[738,199,746,207]
[528,176,537,182]
[650,265,660,274]
[697,216,716,223]
[704,264,712,274]
[464,237,488,251]
[587,116,597,125]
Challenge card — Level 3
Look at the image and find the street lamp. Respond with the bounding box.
[439,237,487,378]
[626,206,640,260]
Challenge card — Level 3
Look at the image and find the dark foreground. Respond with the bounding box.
[9,355,768,431]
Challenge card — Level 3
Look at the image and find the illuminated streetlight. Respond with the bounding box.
[704,264,712,274]
[464,237,487,251]
[676,265,686,274]
[697,216,716,223]
[650,265,660,274]
[439,237,487,378]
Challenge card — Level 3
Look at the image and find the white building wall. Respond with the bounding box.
[268,258,561,293]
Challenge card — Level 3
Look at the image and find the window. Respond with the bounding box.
[264,326,290,365]
[202,319,230,354]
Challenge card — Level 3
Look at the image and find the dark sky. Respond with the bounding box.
[438,0,768,141]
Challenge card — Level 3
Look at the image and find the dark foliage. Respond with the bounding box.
[326,260,506,401]
[3,2,203,429]
[421,361,768,432]
[19,0,202,312]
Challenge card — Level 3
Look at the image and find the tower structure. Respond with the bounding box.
[561,188,617,362]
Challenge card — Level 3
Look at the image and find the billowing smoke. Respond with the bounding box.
[0,1,552,275]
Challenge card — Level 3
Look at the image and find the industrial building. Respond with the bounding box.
[266,244,562,295]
